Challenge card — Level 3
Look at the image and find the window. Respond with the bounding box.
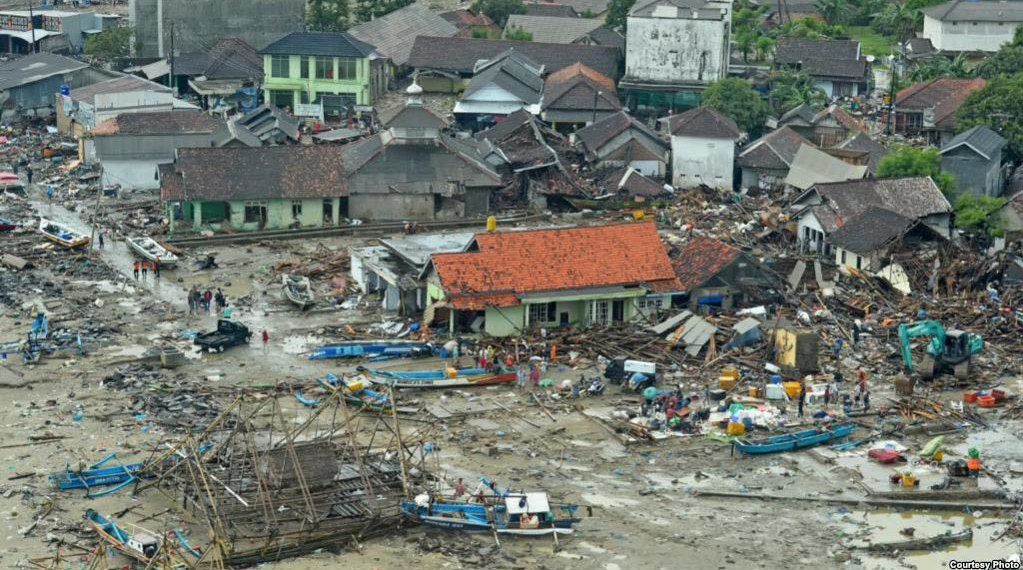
[299,91,309,104]
[841,250,846,265]
[528,302,556,324]
[316,56,334,79]
[638,297,664,311]
[292,201,303,218]
[593,301,609,325]
[271,55,290,78]
[804,227,811,240]
[338,57,358,80]
[269,90,293,108]
[244,206,262,223]
[300,56,310,79]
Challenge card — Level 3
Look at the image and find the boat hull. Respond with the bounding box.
[366,371,516,389]
[405,513,574,535]
[126,237,178,267]
[309,341,432,360]
[733,424,855,455]
[282,274,314,310]
[39,219,90,248]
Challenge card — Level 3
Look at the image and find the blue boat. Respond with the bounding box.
[84,509,161,562]
[49,453,150,495]
[365,366,489,380]
[732,424,856,455]
[308,340,433,360]
[400,478,581,536]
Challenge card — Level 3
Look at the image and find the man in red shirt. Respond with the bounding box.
[261,329,269,355]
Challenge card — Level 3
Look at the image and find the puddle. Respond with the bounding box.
[581,493,640,508]
[840,510,1015,569]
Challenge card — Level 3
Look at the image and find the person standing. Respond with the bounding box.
[863,390,871,411]
[824,384,831,407]
[133,260,140,281]
[516,365,527,392]
[215,288,225,312]
[798,383,806,417]
[153,259,160,279]
[529,364,541,389]
[187,287,195,315]
[832,336,843,359]
[26,166,33,186]
[141,260,148,281]
[261,329,269,355]
[453,477,466,499]
[203,289,213,314]
[222,302,232,319]
[98,231,104,249]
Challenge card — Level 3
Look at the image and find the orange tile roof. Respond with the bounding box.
[432,221,680,309]
[672,237,742,292]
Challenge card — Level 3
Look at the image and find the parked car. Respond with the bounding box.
[194,320,252,352]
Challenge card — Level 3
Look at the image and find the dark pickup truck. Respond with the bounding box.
[194,319,252,352]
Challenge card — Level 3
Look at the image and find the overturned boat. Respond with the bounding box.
[282,273,314,310]
[126,236,178,267]
[39,218,89,248]
[362,366,516,389]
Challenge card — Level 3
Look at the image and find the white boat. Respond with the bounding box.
[39,218,90,248]
[126,236,178,267]
[282,273,314,310]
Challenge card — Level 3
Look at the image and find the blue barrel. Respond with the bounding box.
[742,417,753,432]
[771,375,782,384]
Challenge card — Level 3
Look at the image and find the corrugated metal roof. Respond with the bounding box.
[784,144,867,190]
[0,52,88,91]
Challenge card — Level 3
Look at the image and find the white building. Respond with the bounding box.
[922,0,1023,53]
[453,49,544,125]
[665,106,739,189]
[622,0,732,88]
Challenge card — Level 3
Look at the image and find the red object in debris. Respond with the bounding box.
[992,389,1006,401]
[977,395,996,408]
[963,392,978,403]
[869,449,905,464]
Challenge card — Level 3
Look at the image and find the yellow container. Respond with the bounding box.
[720,376,737,390]
[726,421,745,436]
[784,381,801,398]
[901,473,917,487]
[344,379,365,392]
[933,450,944,462]
[486,215,497,231]
[749,386,760,397]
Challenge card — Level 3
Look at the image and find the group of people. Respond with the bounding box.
[188,286,229,316]
[132,259,160,280]
[796,368,871,417]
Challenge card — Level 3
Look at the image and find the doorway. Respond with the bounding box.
[323,199,334,225]
[612,299,625,322]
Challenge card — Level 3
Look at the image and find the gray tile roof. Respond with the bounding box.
[463,49,545,105]
[259,31,376,58]
[378,103,450,129]
[556,0,611,14]
[585,26,625,51]
[478,108,533,142]
[812,176,952,223]
[94,109,224,136]
[776,38,860,63]
[599,167,667,197]
[827,207,917,255]
[542,62,620,112]
[407,36,621,80]
[668,106,740,139]
[800,58,867,79]
[525,2,579,18]
[175,39,263,80]
[738,126,814,170]
[348,4,457,66]
[69,75,169,104]
[504,14,602,43]
[575,111,665,153]
[923,0,1023,22]
[941,125,1007,160]
[834,132,889,174]
[0,52,88,91]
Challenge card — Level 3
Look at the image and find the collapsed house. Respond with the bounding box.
[671,237,781,312]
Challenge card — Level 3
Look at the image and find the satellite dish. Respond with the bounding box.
[865,55,876,63]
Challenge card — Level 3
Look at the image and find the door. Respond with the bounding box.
[323,199,334,224]
[612,300,625,322]
[560,312,569,326]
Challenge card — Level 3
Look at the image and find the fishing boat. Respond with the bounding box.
[400,479,581,536]
[0,217,17,231]
[126,236,178,267]
[39,218,90,248]
[49,453,148,494]
[282,273,314,310]
[308,340,433,360]
[84,509,162,562]
[363,366,516,389]
[732,423,856,455]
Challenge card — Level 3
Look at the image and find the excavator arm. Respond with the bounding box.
[897,320,946,372]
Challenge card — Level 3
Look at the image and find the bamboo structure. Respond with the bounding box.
[135,389,429,567]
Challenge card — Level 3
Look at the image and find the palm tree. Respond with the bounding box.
[769,70,828,115]
[909,53,973,82]
[814,0,851,25]
[877,3,919,43]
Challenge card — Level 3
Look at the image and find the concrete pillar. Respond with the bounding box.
[168,202,175,234]
[193,201,202,231]
[449,309,455,335]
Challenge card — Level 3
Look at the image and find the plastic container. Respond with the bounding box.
[964,392,978,403]
[901,473,917,487]
[719,376,737,390]
[749,386,759,397]
[770,375,782,384]
[992,389,1006,401]
[726,421,745,436]
[783,382,801,398]
[977,395,996,408]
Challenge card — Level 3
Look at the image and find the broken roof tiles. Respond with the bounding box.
[671,237,741,292]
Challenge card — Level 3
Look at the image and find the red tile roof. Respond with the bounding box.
[895,77,986,127]
[432,222,680,309]
[672,237,742,291]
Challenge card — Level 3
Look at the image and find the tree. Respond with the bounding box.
[605,0,637,34]
[702,78,768,134]
[768,69,828,115]
[957,74,1023,157]
[84,27,133,60]
[472,0,526,28]
[814,0,852,24]
[355,0,414,23]
[876,146,956,196]
[908,53,972,82]
[307,0,350,31]
[735,30,756,62]
[974,27,1023,78]
[776,18,846,40]
[955,194,1006,238]
[873,3,918,43]
[504,26,532,41]
[755,35,775,61]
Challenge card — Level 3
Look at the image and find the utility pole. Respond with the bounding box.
[168,22,175,92]
[887,50,898,136]
[88,165,103,253]
[27,2,36,53]
[591,88,602,125]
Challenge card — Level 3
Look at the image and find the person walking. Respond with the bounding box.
[222,302,232,319]
[141,260,148,281]
[98,231,104,249]
[46,185,54,203]
[824,384,831,407]
[187,287,195,315]
[214,288,225,312]
[529,364,541,389]
[832,336,843,359]
[863,389,871,411]
[261,329,269,355]
[203,289,213,314]
[516,365,527,392]
[798,383,806,417]
[153,259,160,279]
[133,260,140,281]
[26,166,33,186]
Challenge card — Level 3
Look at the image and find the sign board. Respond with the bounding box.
[294,102,323,121]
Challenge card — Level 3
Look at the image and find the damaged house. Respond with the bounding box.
[772,103,864,148]
[453,49,545,129]
[214,104,301,147]
[540,62,621,130]
[573,110,668,177]
[783,144,868,192]
[672,237,780,312]
[425,221,681,336]
[774,39,870,98]
[829,206,947,272]
[789,176,953,257]
[737,126,815,192]
[893,77,986,146]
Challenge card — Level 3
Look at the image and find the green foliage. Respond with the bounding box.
[470,26,497,39]
[307,0,350,31]
[957,74,1023,157]
[472,0,526,28]
[974,27,1023,78]
[604,0,637,33]
[580,9,596,18]
[909,53,973,82]
[768,69,828,115]
[814,0,852,25]
[955,194,1006,238]
[776,18,846,40]
[876,146,956,196]
[755,35,775,61]
[872,3,920,43]
[846,25,895,58]
[702,78,768,134]
[84,27,133,60]
[504,25,532,41]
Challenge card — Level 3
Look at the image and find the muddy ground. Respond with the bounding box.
[2,185,1023,570]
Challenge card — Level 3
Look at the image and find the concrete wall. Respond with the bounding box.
[349,193,435,221]
[417,75,468,93]
[834,246,873,272]
[483,296,641,336]
[101,158,165,190]
[263,54,372,106]
[924,15,1017,52]
[671,134,734,189]
[624,15,728,84]
[185,197,339,231]
[740,166,787,191]
[131,0,305,58]
[941,146,1002,198]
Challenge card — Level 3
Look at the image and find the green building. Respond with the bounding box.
[259,31,379,117]
[159,146,347,233]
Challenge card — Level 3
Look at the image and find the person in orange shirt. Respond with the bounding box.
[141,260,149,281]
[132,260,139,281]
